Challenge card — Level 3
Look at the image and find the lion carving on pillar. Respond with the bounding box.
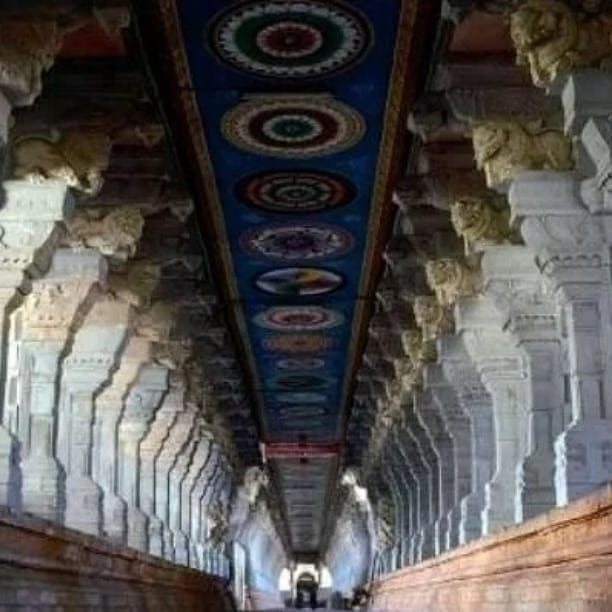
[510,0,612,87]
[425,258,482,307]
[12,130,111,194]
[472,121,573,188]
[450,195,513,253]
[413,296,454,340]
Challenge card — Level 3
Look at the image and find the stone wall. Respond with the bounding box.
[370,486,612,611]
[0,509,235,611]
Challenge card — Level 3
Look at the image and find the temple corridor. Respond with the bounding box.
[2,0,612,610]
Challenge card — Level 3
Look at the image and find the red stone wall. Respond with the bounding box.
[370,486,612,611]
[0,510,234,611]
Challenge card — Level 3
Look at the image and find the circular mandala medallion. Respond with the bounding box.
[277,357,325,370]
[222,96,365,158]
[237,170,355,213]
[267,374,336,390]
[275,392,328,404]
[254,306,344,331]
[242,222,354,261]
[209,1,372,79]
[262,333,335,353]
[254,267,344,296]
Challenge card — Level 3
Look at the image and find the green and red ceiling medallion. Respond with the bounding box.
[254,306,344,331]
[236,169,355,213]
[222,95,365,158]
[209,1,372,80]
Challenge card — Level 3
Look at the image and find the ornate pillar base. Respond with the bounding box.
[445,506,461,550]
[459,491,485,544]
[434,514,449,556]
[21,456,63,522]
[127,507,148,552]
[64,476,103,535]
[172,532,189,566]
[148,517,165,557]
[0,427,21,511]
[555,421,612,506]
[102,494,127,543]
[417,524,435,561]
[516,451,556,522]
[483,475,516,535]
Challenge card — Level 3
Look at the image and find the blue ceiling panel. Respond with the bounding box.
[174,0,405,552]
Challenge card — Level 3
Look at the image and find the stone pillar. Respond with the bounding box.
[424,365,472,550]
[155,404,197,561]
[59,298,131,534]
[95,336,152,543]
[456,297,528,534]
[191,443,219,569]
[387,429,419,566]
[413,389,455,556]
[139,377,185,557]
[482,245,562,520]
[168,423,198,566]
[0,180,71,509]
[181,434,212,567]
[117,364,168,551]
[398,397,437,561]
[510,171,612,505]
[20,249,105,521]
[438,334,495,544]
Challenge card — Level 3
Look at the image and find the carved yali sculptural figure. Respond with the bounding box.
[401,328,437,370]
[450,195,513,253]
[12,130,111,194]
[425,258,482,307]
[64,207,144,261]
[413,296,454,340]
[0,20,64,104]
[510,0,612,87]
[472,121,573,188]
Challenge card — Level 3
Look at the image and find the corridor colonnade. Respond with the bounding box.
[325,0,612,594]
[0,7,287,604]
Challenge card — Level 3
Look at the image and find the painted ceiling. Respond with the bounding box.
[163,0,414,553]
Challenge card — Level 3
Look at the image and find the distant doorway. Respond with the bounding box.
[295,572,318,609]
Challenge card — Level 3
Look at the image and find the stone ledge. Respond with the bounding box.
[371,485,612,611]
[0,507,234,611]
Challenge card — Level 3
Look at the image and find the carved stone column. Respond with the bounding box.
[59,298,131,534]
[413,389,455,556]
[117,364,168,551]
[438,334,495,544]
[95,336,152,543]
[181,432,212,568]
[482,245,562,520]
[424,365,473,550]
[387,428,419,566]
[139,376,185,557]
[398,392,438,562]
[168,420,198,565]
[510,171,612,505]
[456,297,528,533]
[155,403,197,561]
[191,444,220,569]
[0,180,71,509]
[19,249,105,521]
